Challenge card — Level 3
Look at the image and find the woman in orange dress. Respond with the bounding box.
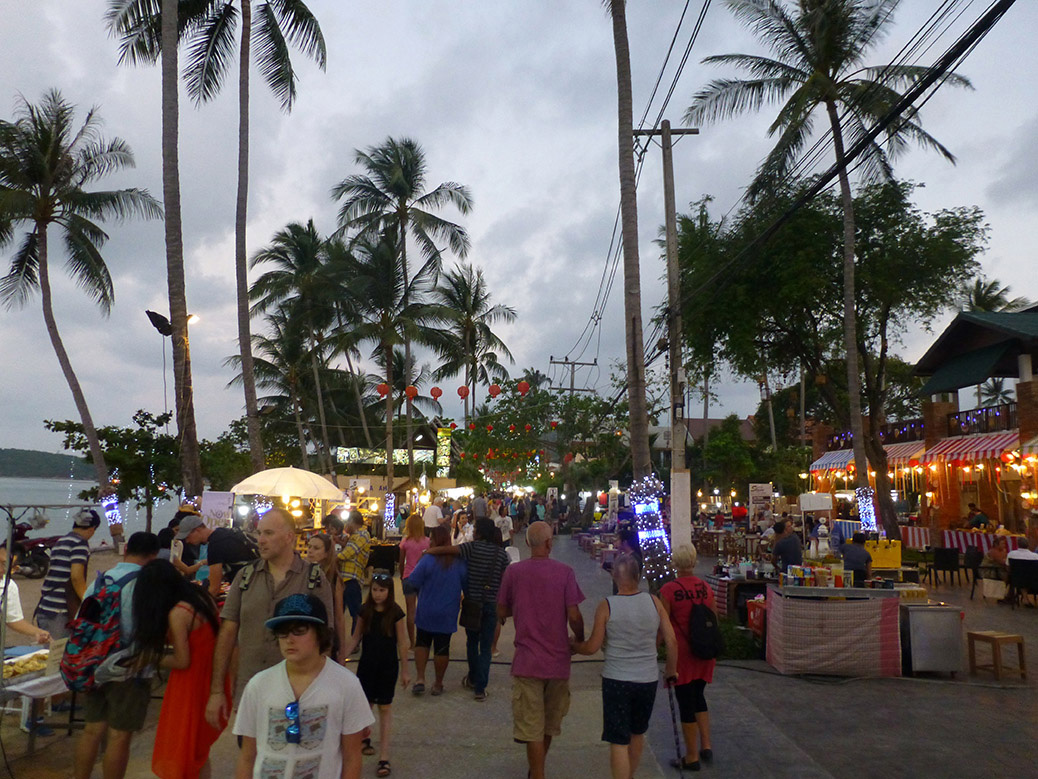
[132,559,230,779]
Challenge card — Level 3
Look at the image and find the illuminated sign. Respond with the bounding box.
[634,500,660,516]
[636,527,671,551]
[436,427,452,477]
[336,447,434,465]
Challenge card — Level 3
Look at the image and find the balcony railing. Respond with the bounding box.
[947,402,1017,437]
[825,417,925,451]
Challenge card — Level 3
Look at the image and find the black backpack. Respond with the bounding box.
[682,586,724,660]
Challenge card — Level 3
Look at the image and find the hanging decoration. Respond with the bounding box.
[449,422,457,430]
[509,424,516,433]
[405,385,418,400]
[550,421,559,430]
[488,384,502,399]
[430,386,442,400]
[486,424,494,432]
[628,475,672,589]
[856,486,877,533]
[517,380,530,396]
[458,386,470,399]
[468,423,476,431]
[376,383,390,397]
[524,424,532,433]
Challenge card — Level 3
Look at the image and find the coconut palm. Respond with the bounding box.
[336,233,448,495]
[0,90,161,490]
[604,0,652,480]
[332,137,472,485]
[685,0,970,500]
[107,0,327,474]
[964,277,1032,313]
[249,220,339,474]
[431,263,516,422]
[979,378,1013,408]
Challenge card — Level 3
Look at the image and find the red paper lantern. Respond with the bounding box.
[1001,451,1014,463]
[376,382,390,397]
[509,424,516,433]
[469,423,476,431]
[550,421,559,430]
[517,380,530,396]
[564,452,574,463]
[458,386,470,399]
[908,459,920,468]
[449,422,457,430]
[524,424,532,432]
[459,452,465,460]
[486,424,494,432]
[404,385,418,400]
[488,384,502,399]
[430,386,443,400]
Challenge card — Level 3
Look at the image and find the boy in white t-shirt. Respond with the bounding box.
[233,594,374,779]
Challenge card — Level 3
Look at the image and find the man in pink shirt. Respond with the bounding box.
[498,521,585,779]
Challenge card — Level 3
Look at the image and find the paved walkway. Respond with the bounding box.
[6,535,1038,777]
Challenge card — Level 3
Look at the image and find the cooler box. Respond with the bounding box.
[865,539,901,569]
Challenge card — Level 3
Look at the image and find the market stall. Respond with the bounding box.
[703,573,770,623]
[941,529,1022,554]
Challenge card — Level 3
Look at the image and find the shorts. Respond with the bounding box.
[511,676,570,743]
[83,678,152,732]
[601,678,657,745]
[34,611,70,640]
[401,578,419,597]
[674,679,708,722]
[415,628,451,656]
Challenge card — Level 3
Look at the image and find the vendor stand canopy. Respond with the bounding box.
[1021,435,1038,457]
[231,466,344,500]
[809,441,925,473]
[920,430,1019,463]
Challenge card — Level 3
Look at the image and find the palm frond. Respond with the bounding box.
[63,224,115,314]
[183,1,238,105]
[684,76,800,125]
[267,0,326,69]
[254,1,297,111]
[63,188,163,223]
[0,231,39,309]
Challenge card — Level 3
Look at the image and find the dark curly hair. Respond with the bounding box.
[132,559,220,669]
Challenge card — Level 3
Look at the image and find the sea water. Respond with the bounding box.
[0,476,164,542]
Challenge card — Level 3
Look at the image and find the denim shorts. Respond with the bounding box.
[401,577,419,597]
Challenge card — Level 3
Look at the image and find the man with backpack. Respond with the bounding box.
[205,508,334,730]
[175,514,258,597]
[71,531,159,779]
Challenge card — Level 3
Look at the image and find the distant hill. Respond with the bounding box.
[0,449,94,479]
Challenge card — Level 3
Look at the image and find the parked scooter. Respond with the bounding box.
[11,513,61,578]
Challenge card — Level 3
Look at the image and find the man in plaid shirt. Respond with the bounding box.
[337,511,371,637]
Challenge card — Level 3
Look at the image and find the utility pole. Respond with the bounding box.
[548,357,598,394]
[633,120,698,550]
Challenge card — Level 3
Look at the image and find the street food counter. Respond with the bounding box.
[765,586,903,677]
[703,574,771,623]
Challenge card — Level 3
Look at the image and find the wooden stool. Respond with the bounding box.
[968,631,1026,680]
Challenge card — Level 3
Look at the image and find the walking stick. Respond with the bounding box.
[664,675,684,777]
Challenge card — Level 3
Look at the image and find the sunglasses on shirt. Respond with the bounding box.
[285,700,300,744]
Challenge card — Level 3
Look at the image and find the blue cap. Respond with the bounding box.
[265,594,328,631]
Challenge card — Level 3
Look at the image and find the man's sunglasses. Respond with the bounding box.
[273,624,312,639]
[285,700,300,744]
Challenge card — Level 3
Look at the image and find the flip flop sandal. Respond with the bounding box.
[376,760,391,777]
[430,684,444,696]
[670,757,701,772]
[461,675,473,689]
[412,683,425,696]
[361,738,375,755]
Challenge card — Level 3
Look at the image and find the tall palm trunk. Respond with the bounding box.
[162,0,204,496]
[384,342,395,499]
[292,390,310,469]
[37,229,109,488]
[343,349,373,447]
[702,369,710,445]
[235,0,265,472]
[826,100,868,493]
[398,220,415,488]
[309,336,333,474]
[608,0,651,479]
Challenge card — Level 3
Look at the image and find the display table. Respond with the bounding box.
[703,575,771,623]
[765,586,902,677]
[0,671,72,753]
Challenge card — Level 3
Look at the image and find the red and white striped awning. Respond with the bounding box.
[920,430,1019,463]
[810,449,854,472]
[884,441,925,467]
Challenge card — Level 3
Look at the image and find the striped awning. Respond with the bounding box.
[1022,435,1038,456]
[920,430,1019,463]
[810,448,854,472]
[884,440,925,466]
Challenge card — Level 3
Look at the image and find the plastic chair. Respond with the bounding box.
[1008,559,1038,608]
[963,546,984,599]
[931,547,962,587]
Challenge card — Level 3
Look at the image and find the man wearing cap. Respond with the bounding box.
[206,508,334,729]
[34,508,101,639]
[234,594,374,779]
[176,515,258,598]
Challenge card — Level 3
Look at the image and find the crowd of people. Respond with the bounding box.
[10,495,727,779]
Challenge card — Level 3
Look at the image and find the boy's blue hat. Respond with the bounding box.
[265,594,328,630]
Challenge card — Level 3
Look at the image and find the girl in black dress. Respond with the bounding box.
[343,570,409,777]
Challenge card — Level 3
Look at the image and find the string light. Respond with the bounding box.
[629,475,672,590]
[856,486,877,533]
[101,493,122,527]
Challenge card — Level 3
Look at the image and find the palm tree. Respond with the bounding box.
[107,0,327,474]
[106,0,219,494]
[964,277,1032,313]
[332,137,473,485]
[604,0,652,480]
[431,263,516,422]
[979,378,1013,408]
[249,220,338,474]
[0,90,161,489]
[685,0,969,503]
[337,234,447,496]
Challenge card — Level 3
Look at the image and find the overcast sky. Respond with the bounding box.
[1,1,1035,454]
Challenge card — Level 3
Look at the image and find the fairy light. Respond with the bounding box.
[101,493,121,527]
[856,486,877,533]
[629,475,671,589]
[384,493,396,529]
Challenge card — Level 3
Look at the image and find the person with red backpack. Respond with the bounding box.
[660,543,719,773]
[71,531,159,779]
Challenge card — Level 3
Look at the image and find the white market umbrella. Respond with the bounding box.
[231,466,344,501]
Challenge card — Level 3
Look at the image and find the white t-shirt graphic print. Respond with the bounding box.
[234,658,374,779]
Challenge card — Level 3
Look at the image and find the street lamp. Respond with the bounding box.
[145,310,199,424]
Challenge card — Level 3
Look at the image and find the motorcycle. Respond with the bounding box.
[11,512,62,579]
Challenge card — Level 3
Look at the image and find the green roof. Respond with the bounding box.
[915,312,1038,377]
[917,342,1011,396]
